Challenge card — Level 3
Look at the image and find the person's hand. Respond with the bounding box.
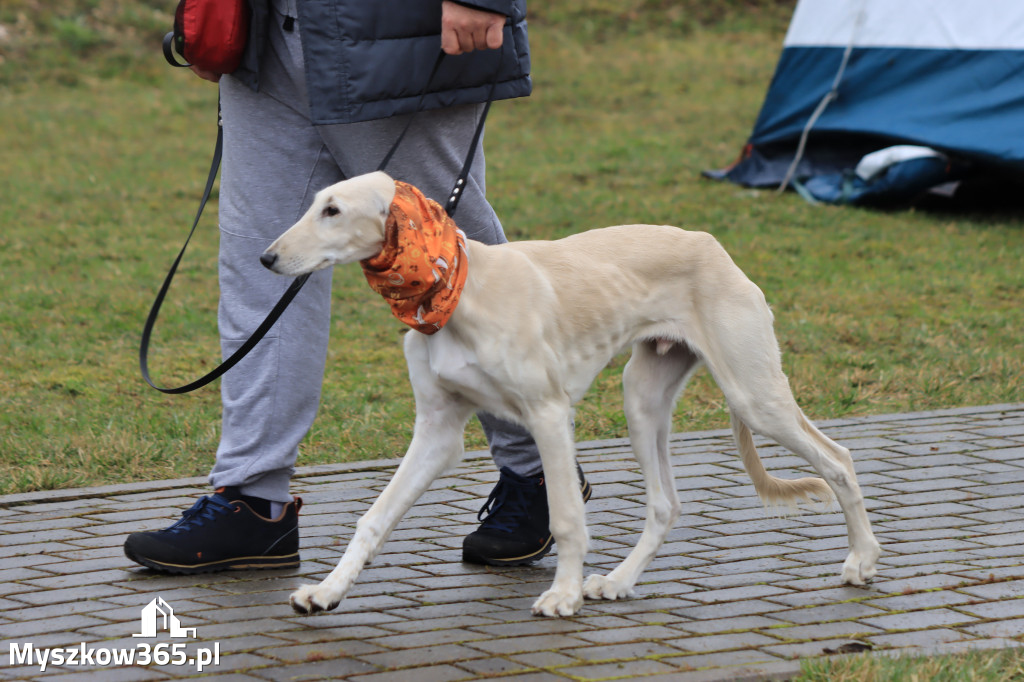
[441,1,505,55]
[190,65,222,83]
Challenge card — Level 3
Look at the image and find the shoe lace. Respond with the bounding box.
[476,477,534,534]
[168,495,237,534]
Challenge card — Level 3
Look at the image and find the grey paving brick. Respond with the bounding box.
[770,601,888,625]
[887,465,990,481]
[955,566,1024,581]
[574,596,701,618]
[959,599,1024,620]
[0,613,112,639]
[569,624,688,644]
[876,477,983,493]
[680,583,794,606]
[474,672,575,682]
[881,502,984,519]
[466,618,596,639]
[667,630,780,652]
[768,619,884,640]
[877,515,978,532]
[555,657,680,680]
[667,648,784,671]
[958,578,1024,600]
[670,614,782,635]
[359,642,491,670]
[867,627,973,650]
[859,607,978,631]
[964,496,1024,511]
[507,650,583,668]
[253,656,379,680]
[18,667,170,681]
[466,633,594,655]
[667,600,788,623]
[867,590,977,611]
[259,639,389,663]
[870,572,973,593]
[453,655,542,678]
[972,425,1024,438]
[562,640,682,663]
[974,446,1024,460]
[841,437,907,450]
[961,618,1024,639]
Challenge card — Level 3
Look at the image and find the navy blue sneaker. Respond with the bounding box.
[124,488,301,574]
[462,465,592,566]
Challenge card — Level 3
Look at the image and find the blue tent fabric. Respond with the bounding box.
[710,0,1024,198]
[792,156,961,206]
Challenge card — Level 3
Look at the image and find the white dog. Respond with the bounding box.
[261,171,880,617]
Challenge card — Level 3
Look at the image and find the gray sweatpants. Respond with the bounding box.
[209,3,541,502]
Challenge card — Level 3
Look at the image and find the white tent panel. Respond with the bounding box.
[785,0,1024,50]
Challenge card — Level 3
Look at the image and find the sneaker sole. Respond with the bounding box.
[463,477,594,567]
[463,533,554,566]
[125,548,300,574]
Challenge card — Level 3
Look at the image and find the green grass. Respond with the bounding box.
[1,0,1022,494]
[796,647,1024,681]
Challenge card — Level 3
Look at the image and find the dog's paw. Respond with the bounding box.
[531,587,583,617]
[289,584,342,615]
[841,544,880,586]
[582,573,635,601]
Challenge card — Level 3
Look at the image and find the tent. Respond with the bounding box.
[708,0,1024,204]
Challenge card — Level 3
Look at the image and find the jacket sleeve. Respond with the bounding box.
[449,0,522,20]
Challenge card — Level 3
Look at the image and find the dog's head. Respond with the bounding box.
[260,171,396,276]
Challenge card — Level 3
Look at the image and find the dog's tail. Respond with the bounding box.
[731,416,835,513]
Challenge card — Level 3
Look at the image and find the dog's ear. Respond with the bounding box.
[377,183,394,220]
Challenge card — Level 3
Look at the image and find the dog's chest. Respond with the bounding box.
[423,330,506,406]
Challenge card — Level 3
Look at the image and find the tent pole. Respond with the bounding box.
[777,0,868,194]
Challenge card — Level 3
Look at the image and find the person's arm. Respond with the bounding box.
[441,0,507,55]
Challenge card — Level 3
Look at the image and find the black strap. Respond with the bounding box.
[162,30,190,68]
[139,115,314,394]
[445,70,499,218]
[141,50,500,393]
[383,51,500,219]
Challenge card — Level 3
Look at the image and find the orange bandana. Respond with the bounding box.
[360,181,469,335]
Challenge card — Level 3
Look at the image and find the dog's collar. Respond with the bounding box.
[360,182,469,335]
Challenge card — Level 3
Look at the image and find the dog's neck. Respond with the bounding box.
[360,182,469,335]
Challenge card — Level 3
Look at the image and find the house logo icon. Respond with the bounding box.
[132,597,197,638]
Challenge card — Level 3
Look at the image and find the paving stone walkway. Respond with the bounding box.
[2,403,1023,681]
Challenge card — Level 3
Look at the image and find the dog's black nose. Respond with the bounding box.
[260,252,278,270]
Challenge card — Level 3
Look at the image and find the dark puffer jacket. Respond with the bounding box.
[235,0,531,125]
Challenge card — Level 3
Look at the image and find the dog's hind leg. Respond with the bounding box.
[734,409,879,585]
[697,288,879,585]
[290,341,474,614]
[584,340,700,601]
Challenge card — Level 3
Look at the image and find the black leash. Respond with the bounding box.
[140,50,501,393]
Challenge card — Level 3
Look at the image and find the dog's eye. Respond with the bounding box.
[322,205,340,218]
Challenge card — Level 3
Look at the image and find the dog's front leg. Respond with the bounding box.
[290,395,470,615]
[527,408,589,617]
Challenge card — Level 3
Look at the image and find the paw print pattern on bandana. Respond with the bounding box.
[360,182,469,334]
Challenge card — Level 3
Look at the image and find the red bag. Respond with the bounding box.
[163,0,251,74]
